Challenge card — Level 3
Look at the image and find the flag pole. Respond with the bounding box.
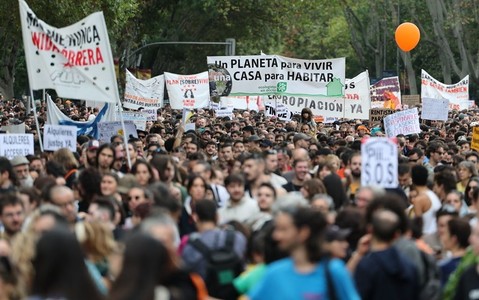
[30,91,44,152]
[117,99,132,169]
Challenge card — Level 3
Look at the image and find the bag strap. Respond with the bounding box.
[224,230,235,251]
[64,168,77,180]
[325,259,337,300]
[189,236,211,259]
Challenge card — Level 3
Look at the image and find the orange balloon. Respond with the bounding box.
[395,22,420,52]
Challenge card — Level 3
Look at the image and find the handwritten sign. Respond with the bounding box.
[98,121,137,143]
[421,98,449,121]
[384,108,421,137]
[0,134,34,159]
[369,108,395,122]
[361,137,398,188]
[141,108,158,122]
[43,125,77,152]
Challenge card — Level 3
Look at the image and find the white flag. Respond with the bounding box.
[19,0,119,103]
[165,71,210,109]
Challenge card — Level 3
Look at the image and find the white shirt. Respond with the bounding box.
[218,196,259,224]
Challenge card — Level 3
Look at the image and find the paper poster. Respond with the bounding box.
[43,124,77,152]
[361,137,398,188]
[0,134,34,159]
[98,121,137,143]
[421,98,449,121]
[384,108,421,137]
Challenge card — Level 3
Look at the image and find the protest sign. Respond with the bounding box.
[19,1,119,103]
[265,94,344,118]
[421,69,469,111]
[472,127,479,152]
[207,55,345,97]
[384,108,421,137]
[369,108,395,122]
[0,123,26,134]
[43,124,76,152]
[123,70,164,109]
[421,98,449,121]
[370,77,402,109]
[218,95,263,110]
[98,121,137,143]
[165,72,210,109]
[344,71,371,120]
[0,134,34,159]
[402,95,421,108]
[116,111,147,131]
[141,108,158,121]
[361,137,398,188]
[215,107,234,119]
[264,99,297,121]
[182,108,194,125]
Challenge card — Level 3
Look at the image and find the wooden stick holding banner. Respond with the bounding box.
[30,93,44,152]
[117,93,132,169]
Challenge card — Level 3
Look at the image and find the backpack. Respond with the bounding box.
[188,230,244,300]
[419,251,441,300]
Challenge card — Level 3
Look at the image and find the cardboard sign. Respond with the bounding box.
[98,121,137,143]
[421,98,449,121]
[0,134,34,159]
[116,111,147,131]
[384,108,421,137]
[43,124,77,152]
[402,95,421,108]
[369,108,395,122]
[361,137,398,188]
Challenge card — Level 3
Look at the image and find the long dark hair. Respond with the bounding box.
[131,160,155,185]
[30,229,104,300]
[109,233,175,300]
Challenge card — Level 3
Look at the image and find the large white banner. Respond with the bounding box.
[344,71,371,120]
[421,69,469,111]
[384,108,421,137]
[370,76,402,109]
[207,55,345,97]
[265,94,345,118]
[165,72,210,109]
[123,70,164,109]
[19,0,119,103]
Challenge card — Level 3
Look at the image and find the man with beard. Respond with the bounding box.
[81,140,99,170]
[218,173,259,224]
[96,143,116,175]
[10,156,34,188]
[345,152,362,201]
[242,153,286,199]
[204,141,218,161]
[0,193,25,241]
[282,158,310,193]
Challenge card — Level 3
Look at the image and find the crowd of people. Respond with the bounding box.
[0,96,478,299]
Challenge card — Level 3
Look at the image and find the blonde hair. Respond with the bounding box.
[325,154,341,173]
[75,221,116,262]
[52,148,79,170]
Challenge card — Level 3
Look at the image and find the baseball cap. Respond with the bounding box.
[293,133,311,143]
[10,156,29,167]
[260,139,273,148]
[88,140,100,151]
[325,225,351,242]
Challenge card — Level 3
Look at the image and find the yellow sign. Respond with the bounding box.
[471,127,479,152]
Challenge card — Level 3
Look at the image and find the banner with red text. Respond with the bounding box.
[421,69,469,111]
[19,0,118,103]
[384,108,421,137]
[370,76,402,109]
[344,71,370,120]
[123,70,164,109]
[165,72,210,109]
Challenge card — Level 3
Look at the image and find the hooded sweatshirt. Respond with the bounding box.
[354,246,419,300]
